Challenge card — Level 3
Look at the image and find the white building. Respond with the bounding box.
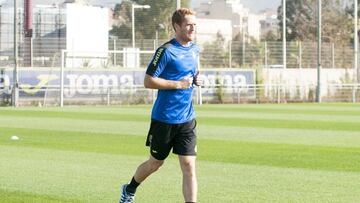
[65,3,109,67]
[196,18,232,45]
[0,1,109,67]
[195,0,263,41]
[259,8,279,39]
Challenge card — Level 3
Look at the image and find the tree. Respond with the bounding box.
[278,0,316,41]
[109,3,132,39]
[321,3,352,45]
[277,0,352,45]
[110,0,191,40]
[345,1,360,43]
[201,32,229,68]
[345,0,360,19]
[261,30,279,41]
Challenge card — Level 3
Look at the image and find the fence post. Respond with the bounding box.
[277,85,281,104]
[60,49,65,107]
[352,85,356,103]
[256,85,260,104]
[242,37,246,67]
[299,41,302,69]
[107,87,111,106]
[332,43,335,69]
[113,39,117,66]
[229,40,232,68]
[237,85,240,104]
[197,56,203,105]
[31,37,34,67]
[0,5,1,51]
[196,85,203,105]
[264,41,268,69]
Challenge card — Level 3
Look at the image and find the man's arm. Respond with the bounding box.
[144,74,193,90]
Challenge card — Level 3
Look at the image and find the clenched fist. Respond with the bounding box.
[193,72,204,87]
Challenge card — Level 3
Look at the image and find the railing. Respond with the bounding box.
[1,83,359,106]
[1,38,359,69]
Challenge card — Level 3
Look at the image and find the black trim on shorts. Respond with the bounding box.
[145,119,197,160]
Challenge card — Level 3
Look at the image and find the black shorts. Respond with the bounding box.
[145,119,197,160]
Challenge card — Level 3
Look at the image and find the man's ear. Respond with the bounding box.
[174,23,180,32]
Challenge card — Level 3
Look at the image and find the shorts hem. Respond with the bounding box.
[173,151,197,156]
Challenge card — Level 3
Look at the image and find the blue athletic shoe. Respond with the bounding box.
[119,184,135,203]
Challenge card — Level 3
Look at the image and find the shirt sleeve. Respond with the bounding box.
[146,46,169,77]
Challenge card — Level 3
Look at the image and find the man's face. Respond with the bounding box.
[175,15,196,43]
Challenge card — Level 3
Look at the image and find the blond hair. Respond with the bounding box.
[172,8,196,31]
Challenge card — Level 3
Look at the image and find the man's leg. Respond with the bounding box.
[120,155,164,203]
[133,155,164,183]
[179,155,197,202]
[126,155,164,194]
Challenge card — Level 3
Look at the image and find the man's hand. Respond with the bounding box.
[193,72,204,87]
[177,75,193,89]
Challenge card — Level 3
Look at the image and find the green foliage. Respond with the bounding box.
[308,87,316,101]
[278,0,316,41]
[0,92,11,106]
[255,65,264,85]
[278,0,352,45]
[247,39,266,66]
[110,0,191,40]
[231,38,266,68]
[340,68,356,84]
[201,32,229,68]
[262,30,279,41]
[215,73,224,103]
[110,24,132,39]
[345,1,360,20]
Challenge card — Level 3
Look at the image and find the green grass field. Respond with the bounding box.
[1,103,360,202]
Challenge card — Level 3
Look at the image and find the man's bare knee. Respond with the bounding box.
[179,157,196,176]
[181,162,195,174]
[147,157,164,172]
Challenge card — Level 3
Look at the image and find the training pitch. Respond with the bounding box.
[1,103,360,202]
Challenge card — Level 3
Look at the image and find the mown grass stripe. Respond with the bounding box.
[3,118,360,148]
[0,110,150,122]
[0,127,148,157]
[198,111,360,123]
[2,146,360,202]
[198,117,360,132]
[198,126,360,148]
[1,127,359,173]
[1,111,359,132]
[197,104,360,116]
[199,139,360,173]
[1,103,360,121]
[2,109,360,125]
[0,189,81,203]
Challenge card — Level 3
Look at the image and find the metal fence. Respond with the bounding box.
[0,6,358,69]
[1,37,359,70]
[0,2,359,70]
[1,83,359,106]
[1,4,359,106]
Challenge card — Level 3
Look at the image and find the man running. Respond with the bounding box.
[119,8,203,203]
